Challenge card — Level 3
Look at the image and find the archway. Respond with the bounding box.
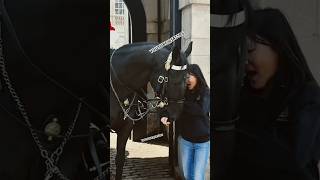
[123,0,147,42]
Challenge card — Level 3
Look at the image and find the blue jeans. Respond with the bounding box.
[178,136,210,180]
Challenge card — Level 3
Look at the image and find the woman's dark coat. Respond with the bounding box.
[232,80,320,180]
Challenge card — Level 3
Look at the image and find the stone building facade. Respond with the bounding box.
[110,0,210,84]
[110,0,130,49]
[141,0,210,85]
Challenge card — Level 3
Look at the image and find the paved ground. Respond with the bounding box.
[110,133,174,179]
[110,133,210,179]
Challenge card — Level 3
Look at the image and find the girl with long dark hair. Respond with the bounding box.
[233,8,320,180]
[161,64,210,180]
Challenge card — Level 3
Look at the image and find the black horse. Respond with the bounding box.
[110,41,192,180]
[212,0,249,179]
[0,0,107,179]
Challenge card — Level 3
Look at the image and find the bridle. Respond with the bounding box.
[154,61,187,106]
[0,1,107,179]
[110,48,187,123]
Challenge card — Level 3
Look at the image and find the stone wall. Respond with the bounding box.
[110,0,130,49]
[179,0,210,86]
[141,0,171,42]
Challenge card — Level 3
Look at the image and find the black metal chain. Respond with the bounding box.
[0,20,83,180]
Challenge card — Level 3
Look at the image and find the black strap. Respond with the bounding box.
[211,10,246,28]
[214,116,239,132]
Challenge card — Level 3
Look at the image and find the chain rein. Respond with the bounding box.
[0,21,83,180]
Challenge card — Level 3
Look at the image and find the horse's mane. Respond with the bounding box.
[111,42,188,68]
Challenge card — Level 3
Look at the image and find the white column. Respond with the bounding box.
[179,0,210,86]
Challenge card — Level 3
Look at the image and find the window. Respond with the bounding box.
[115,0,125,15]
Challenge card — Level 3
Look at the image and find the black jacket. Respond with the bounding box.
[233,80,320,180]
[177,88,210,143]
[160,64,210,143]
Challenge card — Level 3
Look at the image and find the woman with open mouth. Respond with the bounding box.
[161,64,210,180]
[232,8,320,180]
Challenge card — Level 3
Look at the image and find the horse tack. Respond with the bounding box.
[0,27,81,179]
[44,117,62,141]
[110,46,187,123]
[110,48,152,122]
[211,1,248,179]
[0,1,108,179]
[110,42,191,180]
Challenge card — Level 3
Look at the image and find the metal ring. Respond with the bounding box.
[164,77,168,82]
[157,76,164,83]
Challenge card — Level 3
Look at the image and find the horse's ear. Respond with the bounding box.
[184,41,193,57]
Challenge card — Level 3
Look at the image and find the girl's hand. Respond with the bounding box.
[161,117,170,126]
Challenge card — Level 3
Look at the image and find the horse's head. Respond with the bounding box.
[151,41,193,120]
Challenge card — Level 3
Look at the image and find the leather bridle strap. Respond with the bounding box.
[0,0,107,122]
[211,10,246,28]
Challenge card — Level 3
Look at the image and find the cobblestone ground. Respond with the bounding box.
[110,133,174,179]
[110,133,210,180]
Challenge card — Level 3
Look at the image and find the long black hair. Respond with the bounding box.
[247,8,316,92]
[186,64,209,95]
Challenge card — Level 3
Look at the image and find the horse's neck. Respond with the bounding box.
[112,52,158,91]
[116,64,152,90]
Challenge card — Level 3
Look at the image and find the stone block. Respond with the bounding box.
[141,0,158,21]
[182,38,209,56]
[147,22,159,34]
[179,0,210,9]
[189,55,210,86]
